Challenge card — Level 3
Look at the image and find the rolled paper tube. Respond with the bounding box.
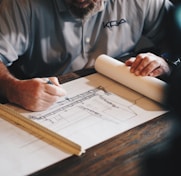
[95,54,167,104]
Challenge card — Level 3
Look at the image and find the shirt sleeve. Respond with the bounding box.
[142,0,173,45]
[0,0,30,65]
[0,54,12,66]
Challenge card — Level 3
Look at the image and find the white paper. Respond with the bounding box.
[0,118,71,176]
[0,55,168,176]
[95,54,167,104]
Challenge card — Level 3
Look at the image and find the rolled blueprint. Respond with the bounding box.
[94,54,167,104]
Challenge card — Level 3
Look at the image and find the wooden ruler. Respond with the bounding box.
[0,104,85,156]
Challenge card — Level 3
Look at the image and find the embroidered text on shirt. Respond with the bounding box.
[103,19,127,28]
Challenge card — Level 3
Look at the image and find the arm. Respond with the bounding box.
[0,2,66,111]
[0,62,66,111]
[125,0,173,78]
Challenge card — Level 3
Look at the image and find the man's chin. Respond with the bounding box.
[69,3,95,19]
[72,11,92,19]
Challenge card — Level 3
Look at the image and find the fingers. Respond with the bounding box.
[125,53,170,77]
[38,77,67,96]
[45,82,67,97]
[125,57,136,66]
[148,67,163,77]
[130,54,160,76]
[8,77,67,111]
[48,77,60,86]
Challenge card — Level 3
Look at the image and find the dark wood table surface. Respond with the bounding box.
[30,112,173,176]
[28,69,174,176]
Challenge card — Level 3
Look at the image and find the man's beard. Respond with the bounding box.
[68,1,102,20]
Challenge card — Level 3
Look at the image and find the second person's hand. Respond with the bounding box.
[125,52,171,77]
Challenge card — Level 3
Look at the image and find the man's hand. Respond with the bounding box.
[125,52,171,77]
[7,77,66,111]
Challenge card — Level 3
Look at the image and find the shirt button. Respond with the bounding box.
[85,37,90,44]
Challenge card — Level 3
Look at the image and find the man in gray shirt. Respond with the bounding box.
[0,0,173,111]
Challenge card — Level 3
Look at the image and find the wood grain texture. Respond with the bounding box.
[31,112,173,176]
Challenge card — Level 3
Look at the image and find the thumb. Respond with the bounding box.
[48,77,60,86]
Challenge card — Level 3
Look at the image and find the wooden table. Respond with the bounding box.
[30,112,173,176]
[27,69,174,176]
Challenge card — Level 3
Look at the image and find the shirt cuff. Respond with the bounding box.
[0,54,12,66]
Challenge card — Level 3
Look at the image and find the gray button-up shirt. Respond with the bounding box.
[0,0,172,78]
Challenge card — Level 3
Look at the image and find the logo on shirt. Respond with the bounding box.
[103,19,127,28]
